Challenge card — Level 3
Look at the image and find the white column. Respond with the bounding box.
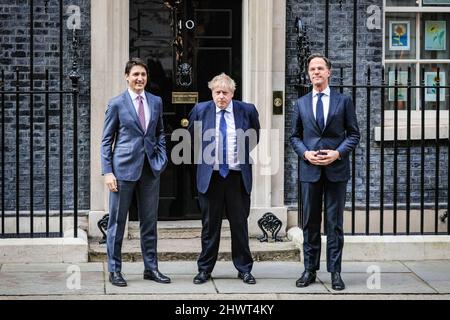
[271,0,286,208]
[89,0,129,237]
[243,0,287,236]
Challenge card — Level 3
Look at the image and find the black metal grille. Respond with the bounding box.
[0,232,61,239]
[0,0,80,238]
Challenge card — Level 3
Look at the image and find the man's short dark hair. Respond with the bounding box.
[307,53,332,70]
[125,58,149,75]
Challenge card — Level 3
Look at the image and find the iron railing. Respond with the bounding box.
[0,0,80,238]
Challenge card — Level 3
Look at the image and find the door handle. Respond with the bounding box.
[181,118,189,128]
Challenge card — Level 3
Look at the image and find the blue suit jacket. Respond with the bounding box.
[101,90,167,180]
[188,100,260,195]
[290,90,360,182]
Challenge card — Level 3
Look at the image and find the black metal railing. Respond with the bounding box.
[296,66,450,236]
[0,68,79,239]
[0,0,80,239]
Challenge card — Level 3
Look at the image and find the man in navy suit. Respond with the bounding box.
[101,58,171,287]
[290,54,360,291]
[188,73,260,285]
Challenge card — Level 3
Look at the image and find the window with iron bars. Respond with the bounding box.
[381,0,450,141]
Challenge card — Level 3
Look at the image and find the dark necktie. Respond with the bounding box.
[137,95,146,133]
[219,110,229,178]
[316,92,325,131]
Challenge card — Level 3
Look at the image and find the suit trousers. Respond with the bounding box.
[197,171,253,274]
[107,158,160,272]
[301,171,347,273]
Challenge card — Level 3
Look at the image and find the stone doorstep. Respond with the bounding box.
[128,221,210,240]
[0,229,89,264]
[88,237,300,262]
[287,227,450,261]
[91,217,296,262]
[129,227,231,240]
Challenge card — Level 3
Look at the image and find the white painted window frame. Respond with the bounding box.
[377,0,450,141]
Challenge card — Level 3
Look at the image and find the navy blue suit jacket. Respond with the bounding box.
[290,90,360,182]
[101,90,167,180]
[188,100,260,194]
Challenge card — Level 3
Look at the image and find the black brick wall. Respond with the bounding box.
[0,0,90,212]
[0,0,447,214]
[285,0,448,208]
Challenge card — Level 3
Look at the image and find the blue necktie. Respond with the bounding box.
[316,93,325,131]
[219,110,229,178]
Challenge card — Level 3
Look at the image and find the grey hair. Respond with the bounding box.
[208,73,236,92]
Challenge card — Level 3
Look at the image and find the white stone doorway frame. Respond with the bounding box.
[89,0,287,237]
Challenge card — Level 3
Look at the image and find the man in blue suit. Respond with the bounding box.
[290,54,360,291]
[188,73,260,285]
[101,58,170,287]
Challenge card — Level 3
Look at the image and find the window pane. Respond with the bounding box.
[385,13,417,59]
[385,63,417,111]
[386,0,418,6]
[423,0,450,6]
[419,63,449,110]
[421,13,450,59]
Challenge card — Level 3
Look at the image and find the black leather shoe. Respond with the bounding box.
[109,272,127,287]
[331,272,345,291]
[193,271,211,284]
[238,272,256,284]
[143,269,171,284]
[296,270,316,287]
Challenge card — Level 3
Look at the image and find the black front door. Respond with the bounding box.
[130,0,242,220]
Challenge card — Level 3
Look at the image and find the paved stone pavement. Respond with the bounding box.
[1,260,450,300]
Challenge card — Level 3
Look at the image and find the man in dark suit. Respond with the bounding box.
[188,73,260,285]
[101,58,171,287]
[290,54,360,291]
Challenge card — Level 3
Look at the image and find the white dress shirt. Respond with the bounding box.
[214,101,240,171]
[128,89,150,129]
[312,86,330,125]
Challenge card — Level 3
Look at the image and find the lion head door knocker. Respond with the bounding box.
[257,212,283,242]
[177,62,192,87]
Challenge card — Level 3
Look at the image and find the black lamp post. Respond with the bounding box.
[69,27,80,238]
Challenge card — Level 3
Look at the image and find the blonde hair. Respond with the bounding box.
[208,73,236,92]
